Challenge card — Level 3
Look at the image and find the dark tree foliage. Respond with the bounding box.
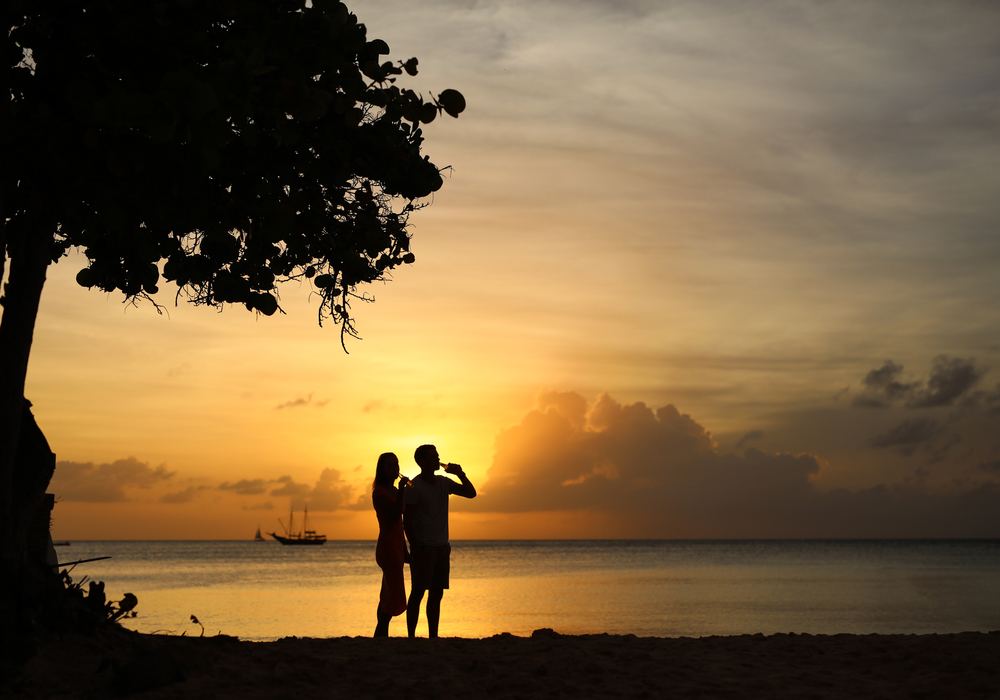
[2,0,465,342]
[0,0,464,666]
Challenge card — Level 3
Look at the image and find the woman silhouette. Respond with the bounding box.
[372,452,409,637]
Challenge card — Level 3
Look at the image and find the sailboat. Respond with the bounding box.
[254,526,265,542]
[270,506,327,545]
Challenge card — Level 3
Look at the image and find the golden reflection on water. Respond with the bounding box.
[64,540,1000,640]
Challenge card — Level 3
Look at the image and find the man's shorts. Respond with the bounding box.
[409,543,450,591]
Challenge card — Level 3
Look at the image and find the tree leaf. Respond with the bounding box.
[367,39,390,55]
[437,89,466,117]
[254,293,278,316]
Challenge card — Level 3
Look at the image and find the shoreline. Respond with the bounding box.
[13,628,1000,698]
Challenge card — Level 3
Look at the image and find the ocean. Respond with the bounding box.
[58,540,1000,641]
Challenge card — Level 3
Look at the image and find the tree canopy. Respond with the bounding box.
[1,0,465,342]
[0,1,465,660]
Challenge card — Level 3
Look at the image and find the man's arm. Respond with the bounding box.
[444,464,477,498]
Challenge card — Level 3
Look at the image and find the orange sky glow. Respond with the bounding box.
[18,0,1000,539]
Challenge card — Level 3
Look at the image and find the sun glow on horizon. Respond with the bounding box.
[24,0,1000,540]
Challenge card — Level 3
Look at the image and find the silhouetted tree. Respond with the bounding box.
[0,0,464,659]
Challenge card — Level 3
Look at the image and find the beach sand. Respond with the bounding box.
[10,628,1000,698]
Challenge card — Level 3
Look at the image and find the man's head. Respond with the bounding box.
[414,444,440,475]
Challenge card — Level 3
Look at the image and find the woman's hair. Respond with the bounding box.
[372,452,399,490]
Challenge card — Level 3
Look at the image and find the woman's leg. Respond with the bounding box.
[374,606,391,637]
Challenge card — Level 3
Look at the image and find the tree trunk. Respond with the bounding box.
[0,228,51,668]
[8,401,60,633]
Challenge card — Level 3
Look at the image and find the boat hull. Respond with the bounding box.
[270,533,327,545]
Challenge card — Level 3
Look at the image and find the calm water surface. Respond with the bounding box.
[59,540,1000,640]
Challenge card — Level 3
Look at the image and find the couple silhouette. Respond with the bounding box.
[371,444,477,638]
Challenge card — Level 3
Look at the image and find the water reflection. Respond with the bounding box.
[59,540,1000,640]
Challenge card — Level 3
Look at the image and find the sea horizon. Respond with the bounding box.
[57,539,1000,641]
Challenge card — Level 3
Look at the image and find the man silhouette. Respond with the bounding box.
[404,444,477,638]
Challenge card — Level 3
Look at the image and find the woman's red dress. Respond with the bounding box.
[373,484,406,616]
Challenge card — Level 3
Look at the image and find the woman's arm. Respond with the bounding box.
[395,476,409,515]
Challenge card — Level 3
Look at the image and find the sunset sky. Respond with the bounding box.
[27,0,1000,539]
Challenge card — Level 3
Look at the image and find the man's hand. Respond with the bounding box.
[443,462,476,498]
[398,475,410,486]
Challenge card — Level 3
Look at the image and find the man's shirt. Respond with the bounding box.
[404,474,459,546]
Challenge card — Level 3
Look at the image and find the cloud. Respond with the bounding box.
[219,479,268,495]
[470,392,1000,537]
[979,460,1000,474]
[275,394,329,410]
[267,470,353,511]
[855,360,917,407]
[971,385,1000,413]
[270,475,311,498]
[276,396,310,410]
[841,356,1000,467]
[476,393,813,519]
[869,419,939,451]
[854,356,986,409]
[51,457,173,502]
[924,432,961,465]
[736,430,764,448]
[159,486,209,504]
[307,468,353,511]
[853,395,889,409]
[913,356,986,408]
[166,362,192,378]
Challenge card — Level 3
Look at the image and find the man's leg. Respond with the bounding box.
[406,587,425,638]
[426,588,444,638]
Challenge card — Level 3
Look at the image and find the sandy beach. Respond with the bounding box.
[10,628,1000,698]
